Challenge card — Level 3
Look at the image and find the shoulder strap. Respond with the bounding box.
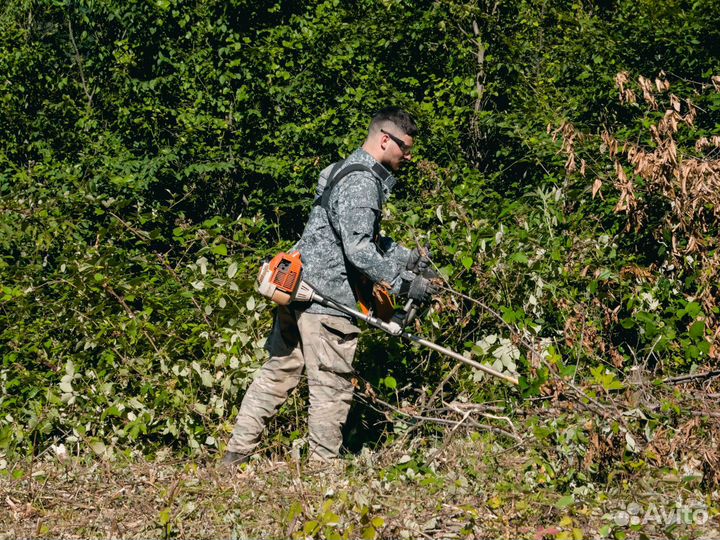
[315,162,390,211]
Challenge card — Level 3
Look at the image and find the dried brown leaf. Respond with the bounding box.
[712,75,720,92]
[615,71,629,92]
[695,137,710,152]
[650,124,661,144]
[667,139,677,165]
[565,152,576,174]
[654,75,670,93]
[615,160,627,183]
[670,94,681,112]
[685,100,697,126]
[638,75,658,109]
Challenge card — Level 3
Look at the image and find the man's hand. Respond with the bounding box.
[407,274,440,303]
[407,246,440,279]
[406,246,432,274]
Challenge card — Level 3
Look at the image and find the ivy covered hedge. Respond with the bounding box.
[1,0,719,458]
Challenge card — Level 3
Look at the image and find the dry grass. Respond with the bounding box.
[2,428,719,539]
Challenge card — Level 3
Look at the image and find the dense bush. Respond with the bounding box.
[1,0,719,458]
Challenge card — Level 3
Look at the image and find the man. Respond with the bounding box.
[221,107,437,466]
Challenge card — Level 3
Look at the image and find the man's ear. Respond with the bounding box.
[378,132,389,151]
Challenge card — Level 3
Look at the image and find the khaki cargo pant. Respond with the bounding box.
[227,305,360,461]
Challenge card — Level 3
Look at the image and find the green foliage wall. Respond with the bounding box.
[1,0,719,457]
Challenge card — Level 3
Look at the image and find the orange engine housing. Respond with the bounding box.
[256,251,304,305]
[268,251,302,293]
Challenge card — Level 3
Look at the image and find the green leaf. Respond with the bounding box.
[159,508,171,526]
[287,501,303,522]
[303,521,320,535]
[620,318,636,329]
[438,265,453,281]
[500,307,516,324]
[556,495,575,509]
[199,369,214,387]
[509,252,528,264]
[89,439,106,456]
[685,301,702,318]
[688,320,705,339]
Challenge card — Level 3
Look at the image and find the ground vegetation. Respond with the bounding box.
[1,0,719,537]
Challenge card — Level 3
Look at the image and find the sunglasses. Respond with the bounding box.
[380,129,411,154]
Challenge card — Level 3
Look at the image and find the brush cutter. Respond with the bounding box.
[257,252,519,386]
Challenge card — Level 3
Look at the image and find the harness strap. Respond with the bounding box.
[314,161,391,211]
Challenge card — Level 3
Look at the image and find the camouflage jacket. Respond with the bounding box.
[293,148,415,318]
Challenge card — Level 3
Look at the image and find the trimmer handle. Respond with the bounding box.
[403,298,419,326]
[390,298,421,330]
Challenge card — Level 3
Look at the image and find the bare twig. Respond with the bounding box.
[448,403,521,440]
[420,364,460,413]
[109,212,151,241]
[359,393,524,445]
[689,411,720,419]
[446,401,522,440]
[472,19,486,111]
[67,19,94,108]
[101,282,160,354]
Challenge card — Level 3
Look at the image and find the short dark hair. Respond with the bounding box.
[369,107,417,137]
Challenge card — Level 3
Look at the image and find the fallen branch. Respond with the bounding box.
[357,393,525,445]
[664,370,720,385]
[446,401,521,440]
